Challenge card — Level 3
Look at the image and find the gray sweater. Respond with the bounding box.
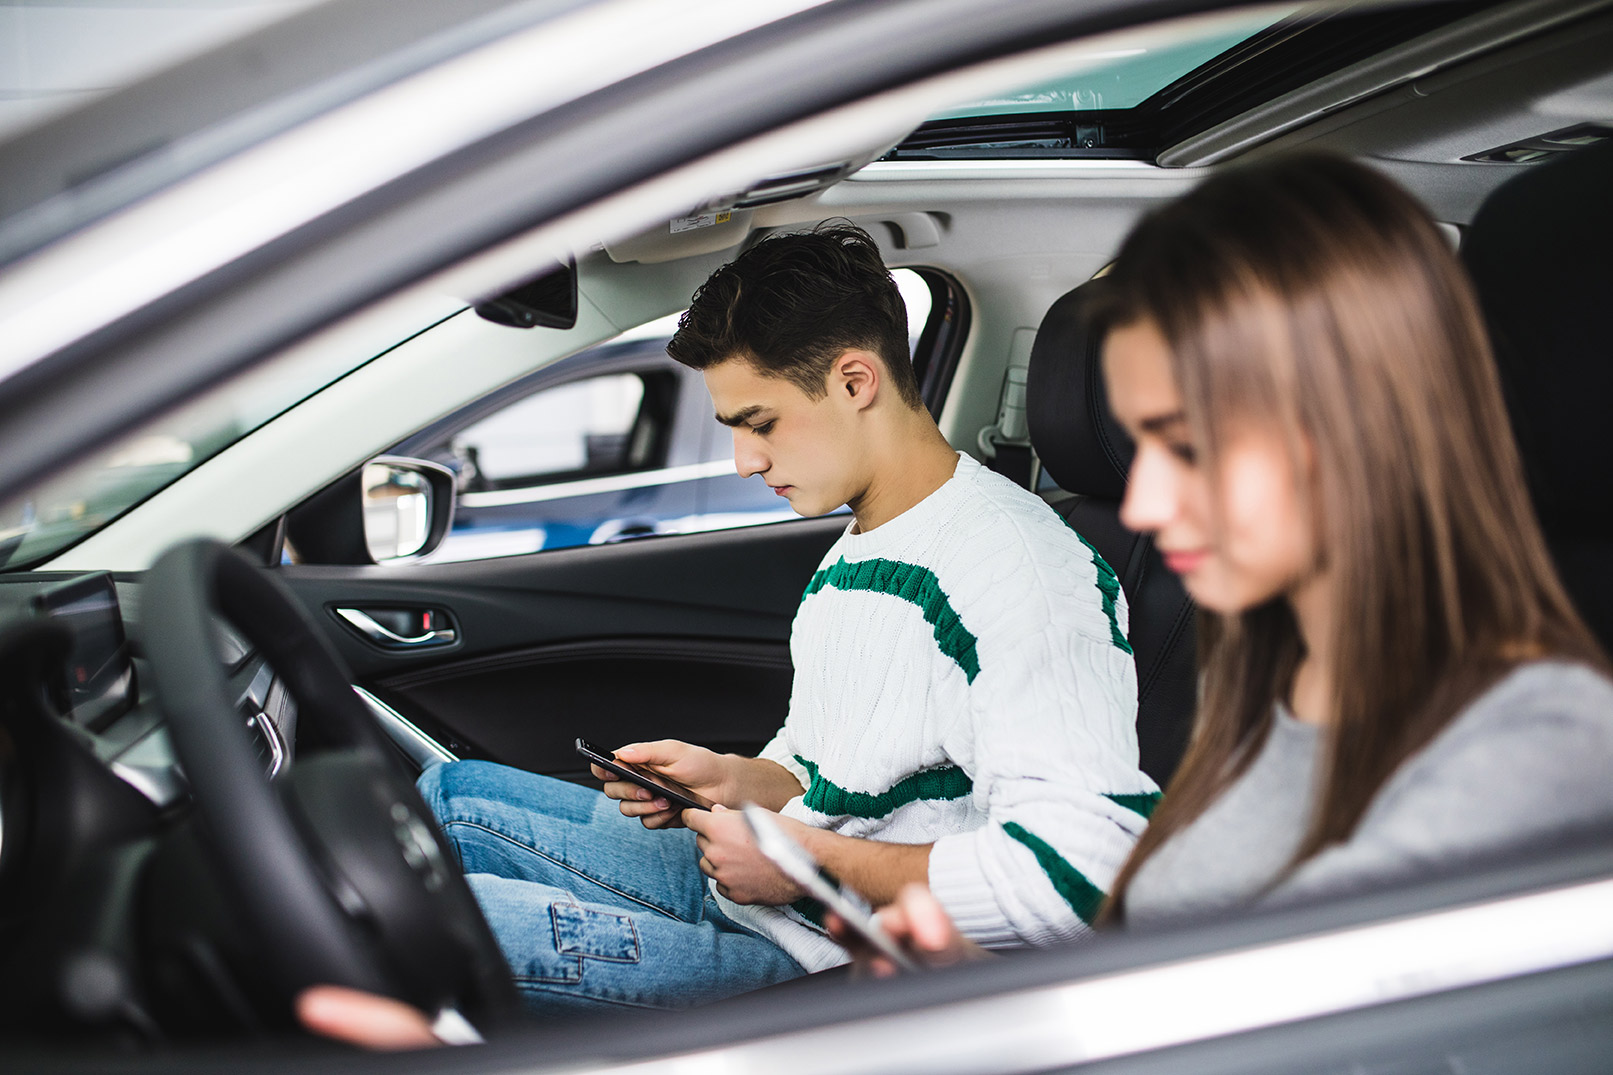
[1126,661,1613,925]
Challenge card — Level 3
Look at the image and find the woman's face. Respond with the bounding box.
[1102,317,1320,615]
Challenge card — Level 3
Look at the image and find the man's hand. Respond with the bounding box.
[827,883,990,978]
[684,804,806,905]
[594,740,733,828]
[594,742,806,828]
[296,986,441,1050]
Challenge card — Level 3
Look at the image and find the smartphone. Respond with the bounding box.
[575,737,711,812]
[741,804,921,973]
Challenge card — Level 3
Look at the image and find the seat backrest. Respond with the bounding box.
[1463,138,1613,652]
[1026,279,1196,787]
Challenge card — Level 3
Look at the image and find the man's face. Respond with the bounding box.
[704,355,865,518]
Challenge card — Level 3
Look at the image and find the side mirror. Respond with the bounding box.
[361,457,456,563]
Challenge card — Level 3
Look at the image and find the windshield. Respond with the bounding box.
[0,299,463,571]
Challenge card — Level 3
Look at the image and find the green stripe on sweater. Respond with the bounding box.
[1070,530,1133,656]
[802,557,980,683]
[1104,791,1162,819]
[795,755,973,819]
[1002,821,1107,925]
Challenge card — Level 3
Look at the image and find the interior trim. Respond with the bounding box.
[353,684,459,767]
[562,875,1613,1075]
[459,458,738,508]
[376,635,791,691]
[1159,0,1610,166]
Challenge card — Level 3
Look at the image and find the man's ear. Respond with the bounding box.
[833,350,881,412]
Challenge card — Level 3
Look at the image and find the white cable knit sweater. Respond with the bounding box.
[714,453,1158,971]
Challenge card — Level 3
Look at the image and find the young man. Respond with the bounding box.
[409,223,1156,1016]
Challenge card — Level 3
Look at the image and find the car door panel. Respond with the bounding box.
[278,514,844,774]
[372,636,793,779]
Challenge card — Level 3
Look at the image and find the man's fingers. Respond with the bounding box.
[296,986,440,1051]
[600,778,659,803]
[615,798,677,825]
[636,807,680,829]
[616,795,672,815]
[613,740,684,767]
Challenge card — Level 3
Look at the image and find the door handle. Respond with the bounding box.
[334,607,458,649]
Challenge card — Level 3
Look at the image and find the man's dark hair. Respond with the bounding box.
[667,221,921,407]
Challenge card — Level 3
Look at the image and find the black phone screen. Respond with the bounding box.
[574,738,710,811]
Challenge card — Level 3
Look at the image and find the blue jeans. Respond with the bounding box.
[417,760,804,1014]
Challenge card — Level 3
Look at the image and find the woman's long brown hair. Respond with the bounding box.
[1098,154,1604,921]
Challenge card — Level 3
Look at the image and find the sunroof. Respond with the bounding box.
[889,1,1502,162]
[929,9,1294,119]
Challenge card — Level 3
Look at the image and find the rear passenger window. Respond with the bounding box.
[902,267,970,416]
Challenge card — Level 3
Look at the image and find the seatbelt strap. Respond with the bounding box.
[989,443,1035,488]
[980,363,1036,488]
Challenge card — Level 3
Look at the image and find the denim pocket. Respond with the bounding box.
[552,902,641,963]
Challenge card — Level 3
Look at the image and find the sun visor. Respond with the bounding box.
[604,207,754,264]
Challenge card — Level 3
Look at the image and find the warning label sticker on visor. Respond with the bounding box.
[670,210,733,234]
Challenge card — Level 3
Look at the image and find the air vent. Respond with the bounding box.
[1463,123,1612,164]
[244,711,286,777]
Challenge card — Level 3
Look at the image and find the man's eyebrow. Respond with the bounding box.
[1138,411,1189,434]
[714,405,766,428]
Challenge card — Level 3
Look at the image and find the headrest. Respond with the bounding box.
[1027,278,1134,500]
[1463,138,1613,539]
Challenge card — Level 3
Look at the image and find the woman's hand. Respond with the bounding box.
[828,883,990,977]
[295,986,441,1050]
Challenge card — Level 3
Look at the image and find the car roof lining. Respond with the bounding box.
[1162,0,1613,165]
[486,0,1613,282]
[1255,6,1613,183]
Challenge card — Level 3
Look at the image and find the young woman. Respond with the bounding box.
[861,152,1613,964]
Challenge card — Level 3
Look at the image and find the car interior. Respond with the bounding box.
[0,0,1611,1069]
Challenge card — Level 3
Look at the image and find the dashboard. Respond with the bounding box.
[0,563,466,1039]
[0,570,296,813]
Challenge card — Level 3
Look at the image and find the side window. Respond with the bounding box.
[896,268,934,359]
[396,351,685,563]
[900,267,969,417]
[452,372,652,490]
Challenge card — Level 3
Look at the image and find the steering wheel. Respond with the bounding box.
[141,538,516,1031]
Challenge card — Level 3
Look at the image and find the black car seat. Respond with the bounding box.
[1025,278,1197,787]
[1463,137,1613,652]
